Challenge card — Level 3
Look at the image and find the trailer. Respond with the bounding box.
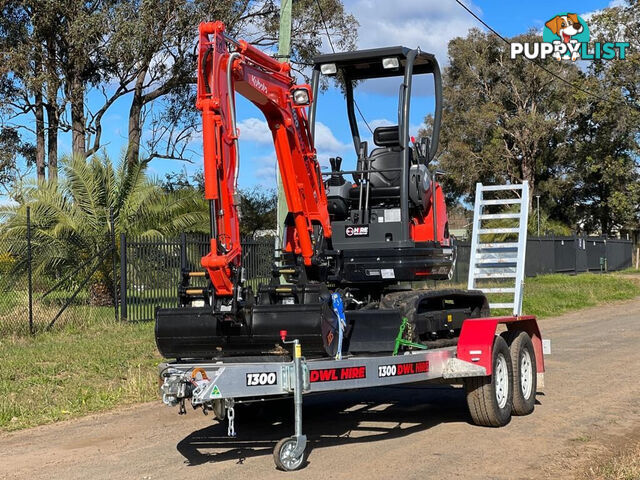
[159,314,545,471]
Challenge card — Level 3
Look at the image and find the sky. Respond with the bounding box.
[5,0,623,200]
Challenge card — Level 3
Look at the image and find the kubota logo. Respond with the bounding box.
[511,12,629,62]
[249,74,268,94]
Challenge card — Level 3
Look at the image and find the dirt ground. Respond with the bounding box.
[1,297,639,480]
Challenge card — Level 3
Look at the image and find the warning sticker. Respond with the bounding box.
[309,366,366,383]
[380,269,395,279]
[377,361,429,378]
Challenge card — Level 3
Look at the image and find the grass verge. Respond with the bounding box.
[0,320,159,432]
[520,273,640,318]
[583,441,640,480]
[1,272,639,433]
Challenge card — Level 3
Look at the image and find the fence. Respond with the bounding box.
[0,207,118,336]
[0,220,634,334]
[120,234,274,322]
[449,235,633,284]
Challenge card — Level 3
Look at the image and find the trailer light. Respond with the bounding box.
[292,88,310,106]
[320,63,337,75]
[382,57,400,69]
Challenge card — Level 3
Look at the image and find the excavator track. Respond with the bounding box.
[379,288,490,343]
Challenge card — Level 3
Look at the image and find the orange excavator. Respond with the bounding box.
[155,21,488,360]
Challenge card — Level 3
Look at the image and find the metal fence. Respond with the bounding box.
[120,234,274,322]
[449,235,633,284]
[1,218,634,335]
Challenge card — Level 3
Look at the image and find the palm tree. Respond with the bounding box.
[0,154,208,304]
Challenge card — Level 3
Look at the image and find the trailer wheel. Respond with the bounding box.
[506,331,537,416]
[273,437,306,471]
[464,335,513,427]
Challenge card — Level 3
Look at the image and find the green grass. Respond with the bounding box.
[520,273,640,318]
[617,267,640,275]
[1,272,639,433]
[0,320,160,432]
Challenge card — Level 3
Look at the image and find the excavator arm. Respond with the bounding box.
[196,21,332,297]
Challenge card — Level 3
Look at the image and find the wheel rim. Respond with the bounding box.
[520,349,533,399]
[495,353,509,409]
[280,440,303,470]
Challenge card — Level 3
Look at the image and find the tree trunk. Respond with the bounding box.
[46,101,58,182]
[45,38,58,181]
[521,157,535,211]
[34,91,46,182]
[70,76,86,159]
[125,68,147,166]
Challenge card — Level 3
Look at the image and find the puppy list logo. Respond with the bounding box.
[511,12,630,62]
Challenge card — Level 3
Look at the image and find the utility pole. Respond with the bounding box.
[536,195,541,236]
[275,0,292,255]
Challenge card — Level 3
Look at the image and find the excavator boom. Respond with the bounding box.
[196,21,331,297]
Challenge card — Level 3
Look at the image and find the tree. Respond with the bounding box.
[0,128,36,196]
[161,168,276,237]
[103,0,358,166]
[432,29,584,212]
[238,186,277,237]
[569,1,640,234]
[0,154,208,302]
[0,1,48,181]
[1,0,357,181]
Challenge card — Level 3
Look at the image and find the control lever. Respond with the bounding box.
[329,156,343,172]
[411,136,430,165]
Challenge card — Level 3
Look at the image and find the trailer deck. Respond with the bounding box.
[159,315,545,471]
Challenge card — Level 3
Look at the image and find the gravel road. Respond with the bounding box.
[2,297,639,480]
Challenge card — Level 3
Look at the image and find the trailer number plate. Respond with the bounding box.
[378,361,429,378]
[246,372,277,386]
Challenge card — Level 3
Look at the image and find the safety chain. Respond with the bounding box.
[227,405,236,437]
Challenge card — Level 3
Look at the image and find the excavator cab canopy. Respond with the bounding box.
[309,46,442,164]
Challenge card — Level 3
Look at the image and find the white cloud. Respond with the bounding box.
[237,117,273,143]
[237,117,350,154]
[346,0,480,64]
[314,122,352,153]
[253,153,278,185]
[234,116,352,183]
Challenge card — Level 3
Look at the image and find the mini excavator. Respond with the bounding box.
[155,22,489,360]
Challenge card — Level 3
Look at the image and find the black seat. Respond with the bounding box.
[368,126,402,188]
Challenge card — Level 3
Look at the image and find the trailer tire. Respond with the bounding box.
[505,331,537,416]
[274,437,306,471]
[464,335,513,427]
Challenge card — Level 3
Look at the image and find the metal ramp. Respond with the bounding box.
[467,182,530,315]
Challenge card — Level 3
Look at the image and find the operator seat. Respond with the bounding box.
[347,125,404,206]
[368,125,403,188]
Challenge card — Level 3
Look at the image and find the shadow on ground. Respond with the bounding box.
[176,384,472,467]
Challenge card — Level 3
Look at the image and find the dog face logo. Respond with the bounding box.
[545,14,583,43]
[512,13,628,62]
[543,12,590,61]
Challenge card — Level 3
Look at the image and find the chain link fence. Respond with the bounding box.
[0,207,118,336]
